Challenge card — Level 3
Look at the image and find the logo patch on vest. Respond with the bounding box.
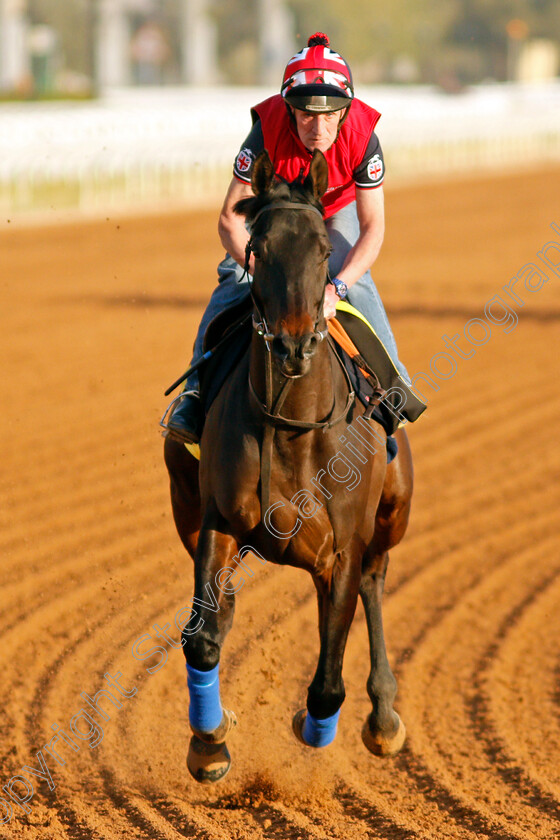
[236,148,253,174]
[367,154,384,184]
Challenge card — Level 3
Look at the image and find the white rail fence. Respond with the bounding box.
[0,82,559,216]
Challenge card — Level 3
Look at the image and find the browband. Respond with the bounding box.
[249,200,324,231]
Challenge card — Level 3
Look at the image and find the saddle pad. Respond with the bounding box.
[331,300,427,429]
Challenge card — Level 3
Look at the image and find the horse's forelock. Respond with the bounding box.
[233,188,274,224]
[233,193,262,222]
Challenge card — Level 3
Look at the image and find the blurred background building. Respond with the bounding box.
[1,0,559,94]
[0,0,297,93]
[0,0,558,217]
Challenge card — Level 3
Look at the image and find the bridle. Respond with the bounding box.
[244,200,329,352]
[242,198,355,516]
[243,198,354,427]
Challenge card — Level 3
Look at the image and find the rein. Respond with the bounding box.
[243,199,356,517]
[248,343,354,432]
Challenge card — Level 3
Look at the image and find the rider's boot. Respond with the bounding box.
[165,390,204,445]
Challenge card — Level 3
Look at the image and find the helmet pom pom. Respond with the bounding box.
[308,32,330,47]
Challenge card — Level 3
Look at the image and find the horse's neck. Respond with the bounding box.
[249,333,336,424]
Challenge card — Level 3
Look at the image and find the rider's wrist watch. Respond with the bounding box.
[331,277,348,300]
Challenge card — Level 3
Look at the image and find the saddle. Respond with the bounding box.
[197,295,426,457]
[199,295,253,413]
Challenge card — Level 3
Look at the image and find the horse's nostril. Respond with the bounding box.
[272,336,289,359]
[300,334,318,360]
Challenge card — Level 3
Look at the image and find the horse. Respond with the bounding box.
[163,149,413,783]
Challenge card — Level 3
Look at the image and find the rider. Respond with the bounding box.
[166,32,409,444]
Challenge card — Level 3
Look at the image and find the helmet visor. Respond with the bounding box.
[282,67,353,113]
[285,90,351,113]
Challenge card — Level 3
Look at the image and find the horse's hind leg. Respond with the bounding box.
[183,505,238,783]
[359,551,405,756]
[360,428,413,757]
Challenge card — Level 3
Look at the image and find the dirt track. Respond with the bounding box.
[1,166,560,840]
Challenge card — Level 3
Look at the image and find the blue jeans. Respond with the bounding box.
[186,201,409,389]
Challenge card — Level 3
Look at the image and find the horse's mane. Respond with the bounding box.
[234,177,324,228]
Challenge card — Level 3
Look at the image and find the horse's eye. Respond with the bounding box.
[251,239,266,261]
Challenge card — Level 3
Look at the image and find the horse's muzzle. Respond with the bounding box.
[271,333,319,377]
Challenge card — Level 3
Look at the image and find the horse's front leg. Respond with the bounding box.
[164,437,201,560]
[183,507,238,783]
[293,554,361,748]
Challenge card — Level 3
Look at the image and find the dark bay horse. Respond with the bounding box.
[164,149,413,783]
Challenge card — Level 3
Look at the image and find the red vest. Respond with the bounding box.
[251,94,381,218]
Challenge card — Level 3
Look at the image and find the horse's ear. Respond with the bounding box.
[251,150,275,196]
[305,150,329,200]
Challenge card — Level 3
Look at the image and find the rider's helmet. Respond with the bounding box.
[281,33,354,114]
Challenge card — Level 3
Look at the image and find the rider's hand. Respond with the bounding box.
[323,284,339,320]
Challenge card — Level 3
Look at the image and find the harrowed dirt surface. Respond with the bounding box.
[1,165,560,840]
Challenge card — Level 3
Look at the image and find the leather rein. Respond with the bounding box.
[242,199,356,516]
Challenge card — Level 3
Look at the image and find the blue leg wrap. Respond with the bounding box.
[302,708,341,747]
[186,663,223,733]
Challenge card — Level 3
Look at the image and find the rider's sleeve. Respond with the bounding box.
[353,132,385,189]
[233,119,265,184]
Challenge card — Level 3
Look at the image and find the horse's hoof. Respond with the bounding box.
[292,709,308,745]
[361,712,406,757]
[187,735,232,784]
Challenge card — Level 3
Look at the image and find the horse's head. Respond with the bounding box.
[234,150,331,378]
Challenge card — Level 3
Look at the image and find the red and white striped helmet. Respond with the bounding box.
[281,33,354,113]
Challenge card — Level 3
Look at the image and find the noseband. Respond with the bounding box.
[244,200,329,351]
